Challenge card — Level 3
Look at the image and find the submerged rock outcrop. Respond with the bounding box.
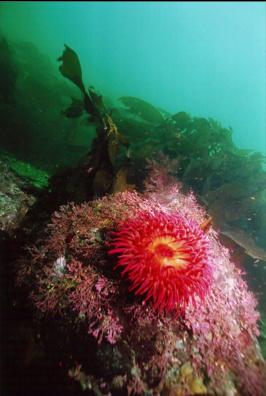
[16,164,266,395]
[0,156,37,233]
[1,39,265,396]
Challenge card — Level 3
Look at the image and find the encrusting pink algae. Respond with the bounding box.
[16,162,266,395]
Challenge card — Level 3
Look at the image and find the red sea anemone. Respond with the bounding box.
[109,210,213,312]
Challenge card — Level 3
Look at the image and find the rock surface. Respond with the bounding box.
[0,158,36,233]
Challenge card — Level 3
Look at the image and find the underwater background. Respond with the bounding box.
[1,2,266,159]
[0,2,266,396]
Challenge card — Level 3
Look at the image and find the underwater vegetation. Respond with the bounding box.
[1,150,49,189]
[57,44,130,199]
[1,36,265,257]
[0,37,91,171]
[113,102,266,263]
[56,45,266,263]
[1,37,266,395]
[16,164,266,395]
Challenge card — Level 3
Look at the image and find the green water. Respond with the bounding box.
[1,1,265,153]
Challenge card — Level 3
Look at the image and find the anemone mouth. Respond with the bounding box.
[147,235,191,269]
[109,209,213,312]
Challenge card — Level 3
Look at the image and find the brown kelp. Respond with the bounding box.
[58,45,130,197]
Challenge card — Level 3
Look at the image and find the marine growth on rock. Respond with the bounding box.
[16,163,266,396]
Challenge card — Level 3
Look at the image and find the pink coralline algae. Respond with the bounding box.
[16,164,266,395]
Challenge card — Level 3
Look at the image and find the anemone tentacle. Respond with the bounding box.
[109,210,213,312]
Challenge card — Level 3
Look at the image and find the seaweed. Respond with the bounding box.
[2,36,265,261]
[112,97,266,263]
[57,45,130,198]
[62,97,84,118]
[2,37,266,396]
[57,44,85,94]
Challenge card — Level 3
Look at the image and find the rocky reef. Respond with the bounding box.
[1,38,266,395]
[0,155,38,234]
[16,164,266,395]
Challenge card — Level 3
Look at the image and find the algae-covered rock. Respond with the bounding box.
[0,155,38,233]
[16,164,266,395]
[1,39,265,396]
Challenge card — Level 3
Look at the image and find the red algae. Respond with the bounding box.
[16,163,266,395]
